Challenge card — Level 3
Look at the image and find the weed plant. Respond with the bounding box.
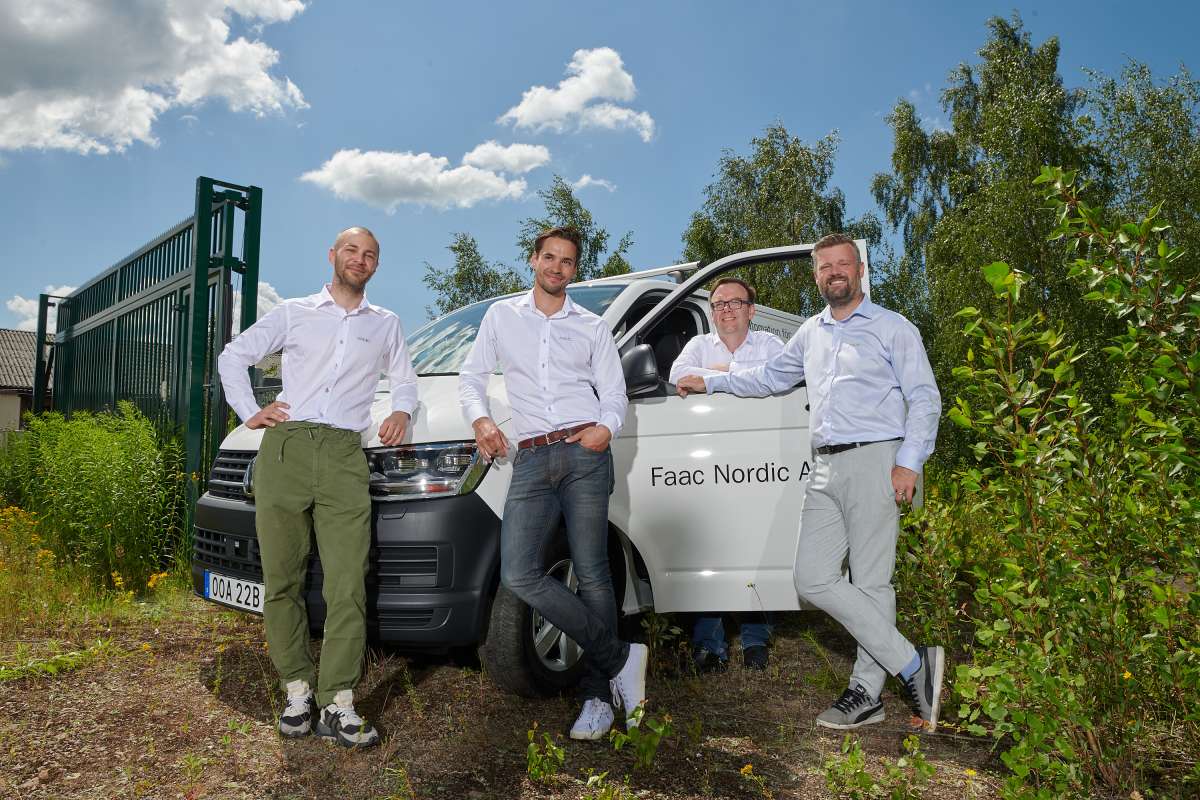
[0,402,186,592]
[893,170,1199,797]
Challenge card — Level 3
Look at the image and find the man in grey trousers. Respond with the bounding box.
[675,232,945,731]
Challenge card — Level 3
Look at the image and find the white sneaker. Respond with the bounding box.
[609,643,648,728]
[569,698,615,740]
[314,689,380,749]
[278,679,315,738]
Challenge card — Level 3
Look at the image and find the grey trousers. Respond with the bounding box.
[793,440,916,700]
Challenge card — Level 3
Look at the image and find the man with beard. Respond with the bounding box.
[668,276,782,672]
[459,226,648,741]
[218,227,417,749]
[675,233,944,732]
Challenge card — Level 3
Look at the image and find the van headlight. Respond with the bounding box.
[366,442,488,500]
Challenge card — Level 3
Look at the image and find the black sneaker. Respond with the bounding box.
[315,691,380,749]
[742,645,769,671]
[815,684,885,729]
[278,680,315,738]
[692,646,727,674]
[898,645,945,732]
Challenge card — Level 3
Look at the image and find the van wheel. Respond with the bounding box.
[479,531,625,698]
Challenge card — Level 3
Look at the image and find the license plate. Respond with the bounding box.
[204,570,264,614]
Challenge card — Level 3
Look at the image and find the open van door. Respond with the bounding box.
[609,241,869,614]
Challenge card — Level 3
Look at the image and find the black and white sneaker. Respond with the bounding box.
[315,690,380,749]
[898,645,945,732]
[278,679,315,738]
[815,684,885,730]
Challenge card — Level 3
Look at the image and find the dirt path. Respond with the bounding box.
[1,598,1003,799]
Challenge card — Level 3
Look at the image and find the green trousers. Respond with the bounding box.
[255,421,371,707]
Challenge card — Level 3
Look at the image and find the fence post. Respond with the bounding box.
[32,294,50,414]
[185,177,215,501]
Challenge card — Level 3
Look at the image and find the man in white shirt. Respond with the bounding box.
[217,227,417,749]
[669,277,782,672]
[459,226,648,741]
[676,233,945,732]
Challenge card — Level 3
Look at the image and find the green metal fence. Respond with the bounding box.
[32,177,262,501]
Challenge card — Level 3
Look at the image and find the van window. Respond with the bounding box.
[409,286,625,375]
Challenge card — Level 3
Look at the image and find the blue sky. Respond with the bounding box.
[2,0,1197,334]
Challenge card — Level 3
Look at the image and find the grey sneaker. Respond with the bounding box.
[609,643,648,728]
[278,679,315,738]
[898,645,945,731]
[816,684,885,730]
[569,698,615,741]
[315,690,380,749]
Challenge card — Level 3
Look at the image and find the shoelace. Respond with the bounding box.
[578,698,609,723]
[330,704,365,728]
[831,686,870,713]
[282,692,312,717]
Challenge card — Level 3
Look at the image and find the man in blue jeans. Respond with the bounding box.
[669,276,782,672]
[459,225,648,741]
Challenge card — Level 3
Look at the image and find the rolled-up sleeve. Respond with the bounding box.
[892,322,941,473]
[386,316,418,416]
[458,308,498,426]
[591,319,628,438]
[218,304,288,424]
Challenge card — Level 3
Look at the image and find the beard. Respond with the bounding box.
[819,279,856,306]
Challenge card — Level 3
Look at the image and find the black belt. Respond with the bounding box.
[814,437,902,456]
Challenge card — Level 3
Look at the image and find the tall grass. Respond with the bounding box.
[0,402,186,592]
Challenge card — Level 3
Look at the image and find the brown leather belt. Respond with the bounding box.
[518,422,596,450]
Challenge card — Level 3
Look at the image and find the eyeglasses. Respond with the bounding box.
[711,299,751,312]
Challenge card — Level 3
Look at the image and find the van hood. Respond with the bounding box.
[218,375,513,451]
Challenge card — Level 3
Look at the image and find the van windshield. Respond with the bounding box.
[409,285,626,375]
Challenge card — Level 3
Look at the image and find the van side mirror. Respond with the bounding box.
[621,343,660,396]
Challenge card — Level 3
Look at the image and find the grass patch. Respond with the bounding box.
[0,638,120,682]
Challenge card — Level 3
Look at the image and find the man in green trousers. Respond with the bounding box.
[217,227,418,748]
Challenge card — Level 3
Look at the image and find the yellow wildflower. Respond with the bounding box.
[111,571,126,590]
[141,643,151,652]
[965,768,977,777]
[1122,670,1132,680]
[740,764,754,776]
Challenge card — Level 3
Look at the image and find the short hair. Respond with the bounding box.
[532,226,583,259]
[334,226,380,254]
[710,276,756,305]
[811,233,860,266]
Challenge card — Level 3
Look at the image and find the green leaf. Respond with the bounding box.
[981,262,1012,293]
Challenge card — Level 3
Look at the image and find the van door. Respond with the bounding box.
[609,242,867,614]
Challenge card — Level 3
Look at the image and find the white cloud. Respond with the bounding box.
[498,47,655,142]
[6,285,77,332]
[572,174,616,193]
[462,140,550,174]
[300,149,527,212]
[231,280,283,333]
[0,0,308,155]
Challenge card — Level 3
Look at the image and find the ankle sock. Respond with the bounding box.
[898,650,921,680]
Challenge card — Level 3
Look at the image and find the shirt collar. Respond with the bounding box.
[517,289,577,319]
[818,297,877,325]
[317,284,374,314]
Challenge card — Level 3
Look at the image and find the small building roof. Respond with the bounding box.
[0,328,40,392]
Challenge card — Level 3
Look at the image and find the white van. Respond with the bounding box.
[192,241,867,695]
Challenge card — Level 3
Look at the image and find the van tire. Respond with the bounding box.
[478,530,626,698]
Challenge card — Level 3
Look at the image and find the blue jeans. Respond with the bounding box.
[500,441,627,702]
[693,615,773,661]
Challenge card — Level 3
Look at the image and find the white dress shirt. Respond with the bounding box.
[668,329,784,383]
[459,290,628,441]
[704,299,941,473]
[218,286,418,433]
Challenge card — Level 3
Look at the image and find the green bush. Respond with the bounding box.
[896,168,1198,798]
[0,402,186,592]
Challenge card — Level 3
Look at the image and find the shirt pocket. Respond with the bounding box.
[552,334,592,370]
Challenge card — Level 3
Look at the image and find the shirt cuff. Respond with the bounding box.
[894,444,926,474]
[598,414,622,440]
[463,402,490,427]
[390,396,417,416]
[704,374,729,394]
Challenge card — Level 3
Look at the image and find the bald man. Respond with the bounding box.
[218,227,418,749]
